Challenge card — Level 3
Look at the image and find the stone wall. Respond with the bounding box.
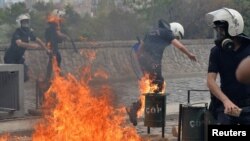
[0,39,214,81]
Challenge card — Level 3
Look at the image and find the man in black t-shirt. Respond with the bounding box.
[4,13,48,82]
[127,19,197,126]
[137,19,196,93]
[206,8,250,124]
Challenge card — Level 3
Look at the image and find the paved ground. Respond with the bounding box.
[0,75,211,140]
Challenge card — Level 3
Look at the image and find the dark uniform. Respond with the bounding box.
[208,37,250,124]
[137,21,175,93]
[128,20,175,126]
[45,23,62,81]
[4,27,36,82]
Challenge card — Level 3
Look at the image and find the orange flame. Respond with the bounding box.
[0,134,9,141]
[47,15,63,25]
[31,57,143,141]
[137,74,166,117]
[0,13,149,141]
[0,134,30,141]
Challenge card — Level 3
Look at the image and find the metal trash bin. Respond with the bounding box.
[179,103,207,141]
[178,89,211,141]
[0,64,24,117]
[144,93,167,138]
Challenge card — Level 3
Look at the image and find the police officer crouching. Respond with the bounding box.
[4,13,48,82]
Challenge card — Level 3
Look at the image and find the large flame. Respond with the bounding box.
[0,134,30,141]
[137,74,166,117]
[0,49,157,141]
[0,134,9,141]
[30,56,143,141]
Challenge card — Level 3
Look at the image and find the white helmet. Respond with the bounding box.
[16,13,30,27]
[206,7,244,36]
[51,9,65,18]
[170,22,184,39]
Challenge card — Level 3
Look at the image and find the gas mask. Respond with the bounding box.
[20,19,30,31]
[214,21,234,51]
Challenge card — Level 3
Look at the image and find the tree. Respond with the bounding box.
[95,0,115,17]
[123,0,172,26]
[5,2,28,25]
[3,2,28,39]
[30,2,54,40]
[63,4,83,40]
[0,0,249,42]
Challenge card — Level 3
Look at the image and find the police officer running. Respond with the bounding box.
[127,19,197,126]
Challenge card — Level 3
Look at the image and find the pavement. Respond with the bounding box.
[0,75,211,141]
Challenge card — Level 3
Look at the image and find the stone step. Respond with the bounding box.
[0,116,40,134]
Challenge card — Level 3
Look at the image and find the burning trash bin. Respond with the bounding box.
[144,93,167,138]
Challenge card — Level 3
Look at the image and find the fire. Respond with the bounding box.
[137,74,166,117]
[47,15,63,26]
[0,134,9,141]
[31,57,143,141]
[0,134,30,141]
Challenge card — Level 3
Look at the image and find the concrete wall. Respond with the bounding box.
[0,39,214,82]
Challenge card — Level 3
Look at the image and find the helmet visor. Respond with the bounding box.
[178,31,183,40]
[205,8,229,27]
[20,19,30,27]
